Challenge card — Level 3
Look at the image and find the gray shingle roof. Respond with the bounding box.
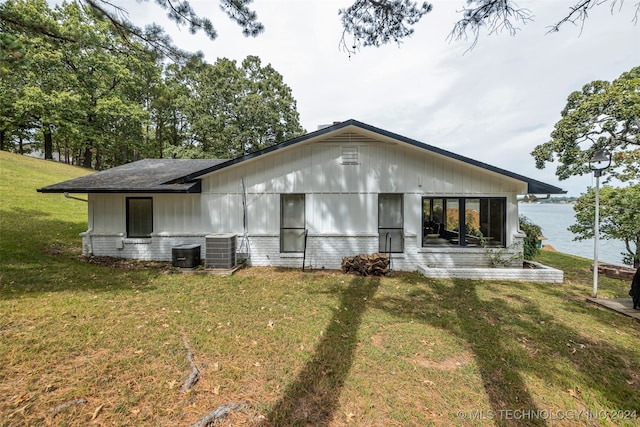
[37,159,228,193]
[164,120,566,195]
[37,120,565,195]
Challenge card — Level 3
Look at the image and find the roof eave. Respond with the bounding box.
[526,182,566,195]
[37,180,201,194]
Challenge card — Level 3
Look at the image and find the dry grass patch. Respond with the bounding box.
[2,154,640,426]
[3,265,640,426]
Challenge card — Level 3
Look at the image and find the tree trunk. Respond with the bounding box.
[95,147,101,170]
[120,144,127,165]
[0,129,5,151]
[54,139,61,161]
[43,124,53,160]
[64,138,70,164]
[156,121,164,158]
[83,146,92,168]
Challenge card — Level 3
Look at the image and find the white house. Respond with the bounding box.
[38,120,565,271]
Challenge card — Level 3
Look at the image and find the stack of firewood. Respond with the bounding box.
[341,253,390,276]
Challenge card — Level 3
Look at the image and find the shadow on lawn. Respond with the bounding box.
[263,277,380,426]
[370,277,639,426]
[376,279,544,426]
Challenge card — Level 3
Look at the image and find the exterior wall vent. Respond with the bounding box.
[205,233,237,269]
[342,146,359,165]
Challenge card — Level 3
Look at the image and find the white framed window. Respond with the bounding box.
[422,197,506,247]
[280,194,305,252]
[379,194,404,253]
[126,197,153,238]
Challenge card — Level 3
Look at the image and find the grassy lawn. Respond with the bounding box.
[1,151,639,426]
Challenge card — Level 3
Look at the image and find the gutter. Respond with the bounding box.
[64,192,88,202]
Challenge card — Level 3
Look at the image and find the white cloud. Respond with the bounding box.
[119,0,639,195]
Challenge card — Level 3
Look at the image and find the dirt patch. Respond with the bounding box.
[44,242,66,256]
[409,352,471,371]
[81,256,170,270]
[370,324,472,371]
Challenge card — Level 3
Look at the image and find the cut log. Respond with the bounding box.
[341,253,390,276]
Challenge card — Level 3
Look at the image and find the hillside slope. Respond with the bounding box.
[0,152,93,263]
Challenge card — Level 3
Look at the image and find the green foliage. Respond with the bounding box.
[164,55,304,159]
[0,0,303,167]
[519,215,542,260]
[532,66,640,182]
[569,184,640,267]
[339,0,432,55]
[0,0,155,167]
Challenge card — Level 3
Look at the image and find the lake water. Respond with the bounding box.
[518,203,628,266]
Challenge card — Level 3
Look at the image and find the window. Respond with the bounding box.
[280,194,305,252]
[422,197,505,247]
[379,194,404,253]
[126,197,153,238]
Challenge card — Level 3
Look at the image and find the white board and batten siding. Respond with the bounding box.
[196,131,525,269]
[83,130,527,268]
[86,192,207,261]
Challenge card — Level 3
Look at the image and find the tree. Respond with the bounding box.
[0,0,58,155]
[174,55,304,159]
[2,0,637,57]
[0,0,160,167]
[531,66,640,182]
[569,184,640,267]
[1,0,305,166]
[59,1,159,168]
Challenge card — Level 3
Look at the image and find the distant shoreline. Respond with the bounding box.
[520,203,626,266]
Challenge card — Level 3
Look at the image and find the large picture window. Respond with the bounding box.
[423,197,505,247]
[280,194,305,253]
[379,193,404,253]
[126,197,153,238]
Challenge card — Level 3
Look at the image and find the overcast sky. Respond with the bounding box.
[126,0,639,196]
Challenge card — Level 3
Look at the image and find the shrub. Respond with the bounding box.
[519,215,542,260]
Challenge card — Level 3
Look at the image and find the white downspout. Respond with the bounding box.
[64,192,93,255]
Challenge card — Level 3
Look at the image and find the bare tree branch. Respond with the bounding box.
[447,0,534,52]
[82,0,191,61]
[3,0,638,59]
[546,0,640,33]
[546,0,599,34]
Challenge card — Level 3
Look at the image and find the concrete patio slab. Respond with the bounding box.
[586,297,640,321]
[417,261,563,283]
